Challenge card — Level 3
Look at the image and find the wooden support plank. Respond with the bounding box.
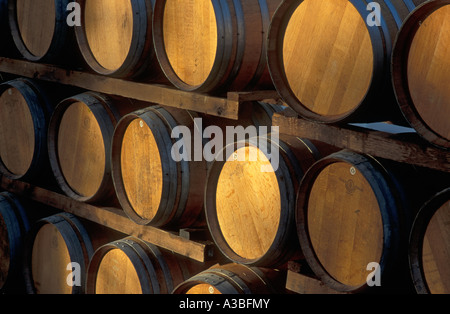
[227,90,281,103]
[286,270,345,294]
[273,109,450,173]
[0,175,213,263]
[0,57,240,119]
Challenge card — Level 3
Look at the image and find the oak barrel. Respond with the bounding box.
[0,192,30,292]
[86,236,204,294]
[392,0,450,149]
[153,0,282,93]
[295,150,418,293]
[23,213,94,294]
[8,0,73,62]
[173,263,286,294]
[48,92,121,204]
[409,187,450,294]
[267,0,426,124]
[204,135,324,267]
[0,78,54,182]
[111,106,207,228]
[74,0,164,79]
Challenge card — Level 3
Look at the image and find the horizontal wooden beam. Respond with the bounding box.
[273,110,450,173]
[0,175,214,263]
[286,270,345,294]
[0,57,264,120]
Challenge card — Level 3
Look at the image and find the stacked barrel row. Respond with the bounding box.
[0,191,213,294]
[1,0,449,149]
[0,77,293,294]
[0,0,448,295]
[1,77,448,294]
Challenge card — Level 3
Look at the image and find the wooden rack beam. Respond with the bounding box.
[273,110,450,173]
[0,175,214,263]
[0,57,280,120]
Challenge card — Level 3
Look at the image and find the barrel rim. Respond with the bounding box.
[74,0,155,78]
[295,150,403,293]
[266,0,391,124]
[173,263,257,294]
[391,0,450,150]
[173,263,279,294]
[408,187,450,294]
[47,92,119,203]
[22,213,93,294]
[204,136,297,267]
[0,192,30,236]
[173,270,244,295]
[0,79,49,181]
[153,0,234,93]
[111,106,187,227]
[245,0,271,90]
[8,0,71,62]
[87,236,188,294]
[86,237,159,294]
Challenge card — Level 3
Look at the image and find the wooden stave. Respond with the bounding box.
[0,78,54,182]
[391,0,450,150]
[1,1,446,296]
[0,192,30,292]
[267,0,426,124]
[111,106,207,228]
[172,263,285,294]
[112,102,285,228]
[295,150,417,293]
[86,237,161,294]
[47,92,121,204]
[22,212,94,294]
[8,0,73,63]
[86,236,195,294]
[408,187,450,294]
[74,0,164,79]
[204,135,321,268]
[153,0,281,93]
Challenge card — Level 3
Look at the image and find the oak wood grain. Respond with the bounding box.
[16,0,55,57]
[407,5,450,141]
[84,0,134,71]
[0,87,34,176]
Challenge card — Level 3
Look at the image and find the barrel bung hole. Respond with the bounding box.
[119,118,163,221]
[307,162,383,287]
